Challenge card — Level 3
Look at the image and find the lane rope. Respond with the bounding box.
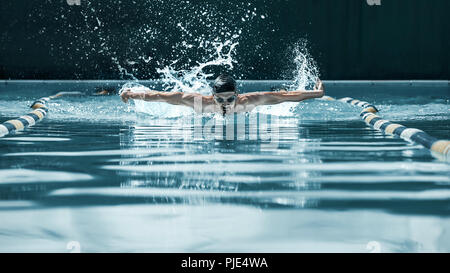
[0,92,82,138]
[2,91,448,156]
[321,95,450,156]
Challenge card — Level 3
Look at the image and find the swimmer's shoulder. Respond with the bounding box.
[237,94,250,104]
[201,94,215,105]
[236,95,257,112]
[181,93,214,104]
[237,92,266,105]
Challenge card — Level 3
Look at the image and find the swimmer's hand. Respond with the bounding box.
[120,89,139,103]
[313,79,324,98]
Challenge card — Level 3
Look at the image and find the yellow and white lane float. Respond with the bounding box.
[321,96,450,156]
[0,92,82,138]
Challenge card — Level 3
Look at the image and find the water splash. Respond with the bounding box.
[33,0,270,80]
[112,57,139,81]
[156,40,238,95]
[119,38,239,118]
[121,39,320,118]
[289,41,320,91]
[254,41,320,116]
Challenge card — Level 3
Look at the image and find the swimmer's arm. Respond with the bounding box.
[241,80,324,106]
[120,89,205,107]
[242,90,323,106]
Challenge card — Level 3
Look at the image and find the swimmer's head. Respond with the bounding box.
[213,74,237,94]
[212,74,238,115]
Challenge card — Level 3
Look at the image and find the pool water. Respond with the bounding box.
[0,81,449,252]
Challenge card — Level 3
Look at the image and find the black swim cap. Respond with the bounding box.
[213,74,237,93]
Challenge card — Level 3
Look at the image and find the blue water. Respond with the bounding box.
[0,81,449,252]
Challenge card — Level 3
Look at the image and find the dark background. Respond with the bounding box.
[0,0,448,80]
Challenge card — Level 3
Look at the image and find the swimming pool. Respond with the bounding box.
[0,80,449,252]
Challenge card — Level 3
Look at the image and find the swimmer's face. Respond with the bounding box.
[213,91,237,108]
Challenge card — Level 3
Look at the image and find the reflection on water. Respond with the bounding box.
[1,109,449,252]
[115,115,321,192]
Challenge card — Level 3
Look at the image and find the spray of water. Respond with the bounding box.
[254,41,320,116]
[121,39,320,118]
[112,57,139,81]
[119,38,239,118]
[289,41,320,91]
[156,40,238,95]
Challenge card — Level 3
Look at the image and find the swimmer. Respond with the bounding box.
[120,74,324,116]
[93,87,117,96]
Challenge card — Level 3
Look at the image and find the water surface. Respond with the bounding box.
[0,82,449,252]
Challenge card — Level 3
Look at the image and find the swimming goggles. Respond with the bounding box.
[213,93,237,103]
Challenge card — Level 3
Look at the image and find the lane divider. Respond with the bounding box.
[320,95,450,156]
[0,92,82,138]
[2,92,448,156]
[338,97,379,114]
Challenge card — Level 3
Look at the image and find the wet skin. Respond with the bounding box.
[120,80,325,115]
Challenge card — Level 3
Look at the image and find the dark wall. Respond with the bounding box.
[0,0,448,80]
